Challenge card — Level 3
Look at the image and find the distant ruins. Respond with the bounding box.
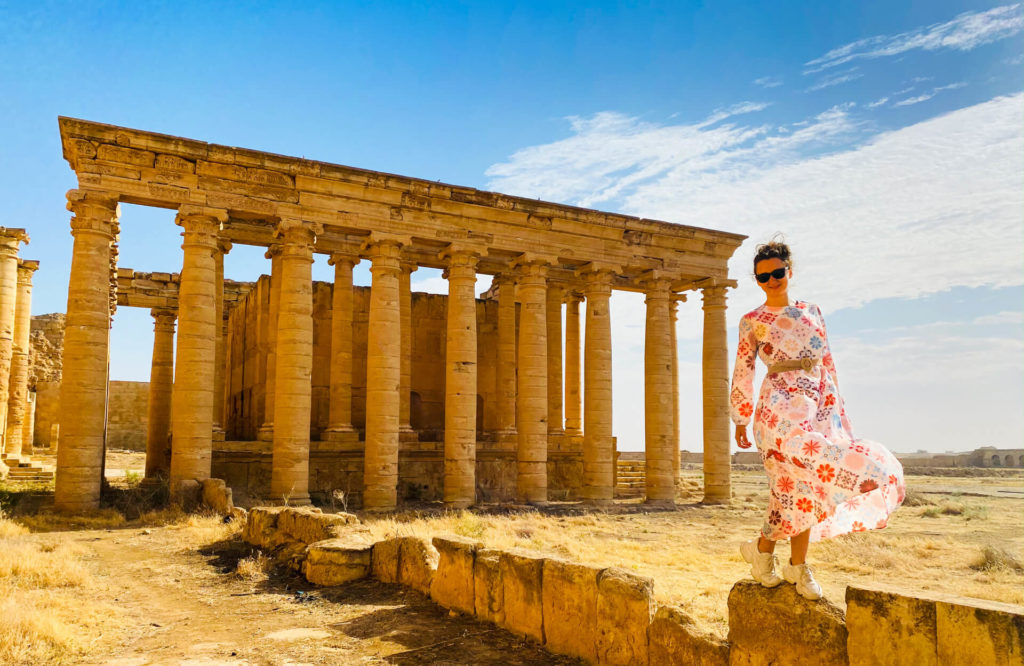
[0,228,38,474]
[49,116,751,512]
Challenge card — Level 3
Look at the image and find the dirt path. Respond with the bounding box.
[65,526,578,665]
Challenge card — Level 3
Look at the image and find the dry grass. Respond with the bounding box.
[236,552,273,583]
[0,511,124,664]
[357,470,1024,638]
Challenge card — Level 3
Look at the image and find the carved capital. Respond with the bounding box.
[327,251,360,269]
[701,285,729,310]
[439,245,480,274]
[16,260,39,283]
[151,308,178,331]
[67,189,118,238]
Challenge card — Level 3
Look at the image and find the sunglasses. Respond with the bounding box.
[755,267,788,283]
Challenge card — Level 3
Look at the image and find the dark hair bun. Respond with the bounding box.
[753,234,792,271]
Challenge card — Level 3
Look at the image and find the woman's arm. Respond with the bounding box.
[730,315,757,427]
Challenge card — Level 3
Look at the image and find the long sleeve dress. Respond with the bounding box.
[730,300,905,542]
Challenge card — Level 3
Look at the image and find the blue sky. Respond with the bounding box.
[1,1,1021,453]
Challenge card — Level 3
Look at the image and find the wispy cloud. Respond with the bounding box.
[867,96,889,108]
[892,81,967,107]
[805,3,1024,73]
[754,75,783,88]
[806,67,863,91]
[487,94,1024,313]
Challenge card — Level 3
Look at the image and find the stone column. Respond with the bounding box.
[513,257,549,504]
[145,309,176,479]
[362,237,405,511]
[22,392,34,455]
[5,259,38,457]
[642,274,675,507]
[323,252,359,445]
[212,239,231,441]
[169,206,226,494]
[0,227,27,453]
[563,290,583,437]
[579,266,615,505]
[270,220,317,505]
[494,273,517,446]
[258,244,283,441]
[702,286,731,504]
[55,192,116,512]
[546,282,564,438]
[671,296,683,488]
[441,247,479,508]
[399,261,417,442]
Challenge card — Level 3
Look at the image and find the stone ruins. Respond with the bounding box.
[50,116,746,512]
[0,226,39,477]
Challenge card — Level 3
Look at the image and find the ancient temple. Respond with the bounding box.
[54,117,745,512]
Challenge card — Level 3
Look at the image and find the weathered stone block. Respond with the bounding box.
[542,558,601,663]
[596,566,654,666]
[728,580,847,666]
[649,605,729,666]
[474,548,504,625]
[372,537,402,583]
[846,585,937,665]
[201,478,234,515]
[499,549,545,643]
[96,143,155,167]
[172,479,202,511]
[430,535,481,614]
[303,536,373,586]
[0,459,7,480]
[398,536,439,595]
[242,506,286,548]
[278,507,359,545]
[936,595,1024,666]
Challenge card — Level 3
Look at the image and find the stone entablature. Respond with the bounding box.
[55,117,746,512]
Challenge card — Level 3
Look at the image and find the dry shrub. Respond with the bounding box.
[236,552,272,583]
[902,489,933,507]
[0,537,91,589]
[0,591,124,665]
[971,545,1024,573]
[15,508,126,533]
[0,510,27,538]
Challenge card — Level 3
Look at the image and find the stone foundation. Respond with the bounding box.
[212,443,581,507]
[241,508,1024,666]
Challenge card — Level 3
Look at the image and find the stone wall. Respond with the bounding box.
[29,313,64,388]
[243,508,1024,666]
[32,380,60,450]
[106,380,149,451]
[223,278,501,440]
[218,277,565,505]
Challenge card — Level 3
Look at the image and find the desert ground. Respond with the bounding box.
[2,451,1021,664]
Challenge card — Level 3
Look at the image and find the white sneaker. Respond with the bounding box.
[740,539,782,587]
[782,561,823,600]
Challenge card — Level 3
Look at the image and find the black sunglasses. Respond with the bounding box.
[755,267,788,283]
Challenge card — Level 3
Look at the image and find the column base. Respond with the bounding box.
[701,485,732,505]
[583,498,615,508]
[644,498,676,509]
[212,427,226,442]
[445,499,474,509]
[315,429,362,451]
[256,424,274,441]
[496,429,518,449]
[564,427,582,437]
[398,426,418,443]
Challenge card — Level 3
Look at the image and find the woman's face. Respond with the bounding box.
[754,257,790,298]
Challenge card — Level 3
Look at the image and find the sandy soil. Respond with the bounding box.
[60,524,580,665]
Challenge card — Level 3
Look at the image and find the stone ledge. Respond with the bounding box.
[240,512,1024,666]
[846,584,1024,666]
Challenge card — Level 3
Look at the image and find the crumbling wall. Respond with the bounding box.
[243,510,1024,666]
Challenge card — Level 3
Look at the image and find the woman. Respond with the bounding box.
[732,239,905,600]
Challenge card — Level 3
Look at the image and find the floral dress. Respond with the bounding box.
[730,300,905,542]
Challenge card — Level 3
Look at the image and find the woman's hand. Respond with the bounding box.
[735,424,752,449]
